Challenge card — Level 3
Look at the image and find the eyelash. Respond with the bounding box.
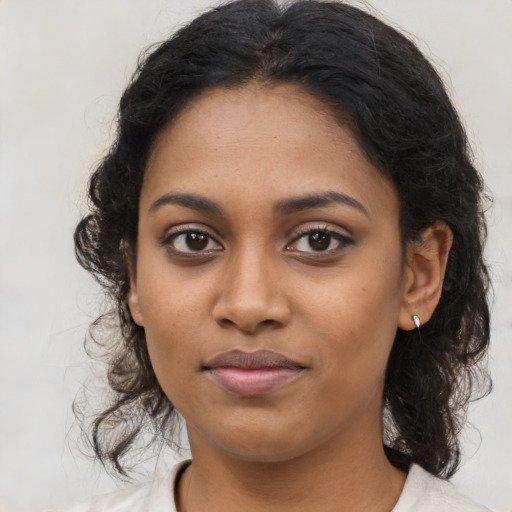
[162,226,223,256]
[161,224,353,257]
[286,225,354,255]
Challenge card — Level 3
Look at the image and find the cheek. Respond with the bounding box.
[299,252,403,379]
[304,263,402,333]
[136,267,214,400]
[296,281,401,430]
[142,288,200,357]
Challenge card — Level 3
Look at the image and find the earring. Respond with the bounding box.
[412,315,421,329]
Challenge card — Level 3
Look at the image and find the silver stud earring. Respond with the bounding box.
[412,315,421,329]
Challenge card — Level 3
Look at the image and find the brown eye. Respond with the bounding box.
[288,228,353,254]
[167,230,222,254]
[186,232,208,250]
[308,232,330,251]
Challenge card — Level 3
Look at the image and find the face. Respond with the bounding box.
[129,83,409,463]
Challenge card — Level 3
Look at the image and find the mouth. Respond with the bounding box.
[202,349,306,397]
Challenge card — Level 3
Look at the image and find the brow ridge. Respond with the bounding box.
[149,193,223,215]
[274,191,368,216]
[149,190,367,217]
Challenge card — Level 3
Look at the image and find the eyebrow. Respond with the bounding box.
[149,193,223,216]
[148,190,368,217]
[274,191,368,217]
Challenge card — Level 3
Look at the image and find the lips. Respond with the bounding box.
[203,350,306,396]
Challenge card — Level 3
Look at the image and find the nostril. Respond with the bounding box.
[218,318,236,329]
[216,317,281,332]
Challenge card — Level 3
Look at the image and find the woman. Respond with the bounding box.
[68,0,492,510]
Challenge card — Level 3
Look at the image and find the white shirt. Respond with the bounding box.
[55,460,492,512]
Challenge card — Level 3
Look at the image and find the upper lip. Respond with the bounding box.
[203,349,305,370]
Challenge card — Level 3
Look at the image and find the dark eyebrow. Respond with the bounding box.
[149,191,367,217]
[149,193,223,216]
[274,191,368,217]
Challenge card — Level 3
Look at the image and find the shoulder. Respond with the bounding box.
[393,464,492,512]
[48,460,189,512]
[58,479,163,512]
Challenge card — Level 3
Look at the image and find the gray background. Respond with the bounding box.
[1,1,510,510]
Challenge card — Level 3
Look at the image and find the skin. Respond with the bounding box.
[128,83,452,512]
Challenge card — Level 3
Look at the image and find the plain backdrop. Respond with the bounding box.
[0,1,511,511]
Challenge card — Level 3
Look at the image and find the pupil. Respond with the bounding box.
[309,233,330,251]
[186,233,208,250]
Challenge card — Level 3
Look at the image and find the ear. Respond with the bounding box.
[123,242,145,327]
[398,221,453,331]
[128,279,144,327]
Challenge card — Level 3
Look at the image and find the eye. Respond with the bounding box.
[164,229,222,254]
[287,228,353,254]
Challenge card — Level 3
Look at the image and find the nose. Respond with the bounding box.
[212,246,291,334]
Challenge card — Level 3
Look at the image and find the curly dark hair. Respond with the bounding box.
[74,0,491,479]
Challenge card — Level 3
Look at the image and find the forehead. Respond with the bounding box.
[142,83,398,221]
[150,83,345,156]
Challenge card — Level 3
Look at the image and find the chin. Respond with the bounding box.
[220,443,310,464]
[204,423,326,464]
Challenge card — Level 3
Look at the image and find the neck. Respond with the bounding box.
[177,426,406,512]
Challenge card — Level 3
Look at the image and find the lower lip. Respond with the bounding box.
[207,367,304,396]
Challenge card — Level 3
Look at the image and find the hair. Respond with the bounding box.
[74,0,491,479]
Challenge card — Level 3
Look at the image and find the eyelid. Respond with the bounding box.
[285,224,354,253]
[288,223,352,241]
[160,222,353,257]
[161,224,223,251]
